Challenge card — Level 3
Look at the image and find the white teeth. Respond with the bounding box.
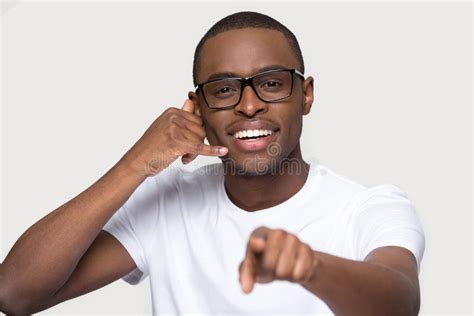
[233,129,274,139]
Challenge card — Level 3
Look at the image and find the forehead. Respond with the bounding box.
[197,28,299,83]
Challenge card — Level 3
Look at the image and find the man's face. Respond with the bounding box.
[189,28,314,175]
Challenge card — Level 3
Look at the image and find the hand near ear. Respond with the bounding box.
[122,99,228,178]
[180,99,204,165]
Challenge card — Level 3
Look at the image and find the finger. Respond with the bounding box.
[246,227,269,259]
[258,229,286,281]
[179,110,203,126]
[292,243,316,284]
[178,130,227,158]
[170,116,205,140]
[183,119,206,140]
[249,226,271,243]
[240,234,266,293]
[247,235,266,256]
[274,234,299,280]
[183,141,228,157]
[177,99,203,126]
[181,99,194,113]
[239,256,256,294]
[239,230,268,294]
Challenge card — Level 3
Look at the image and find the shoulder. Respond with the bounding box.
[316,164,367,194]
[310,164,417,220]
[308,164,367,212]
[353,183,413,214]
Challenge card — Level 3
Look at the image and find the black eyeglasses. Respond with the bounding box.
[195,68,305,110]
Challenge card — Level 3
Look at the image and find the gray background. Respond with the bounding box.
[1,1,472,314]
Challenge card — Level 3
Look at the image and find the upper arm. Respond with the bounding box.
[40,230,137,311]
[364,246,420,306]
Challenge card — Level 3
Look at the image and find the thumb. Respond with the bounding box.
[181,99,194,113]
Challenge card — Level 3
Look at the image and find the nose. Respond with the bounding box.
[233,85,268,117]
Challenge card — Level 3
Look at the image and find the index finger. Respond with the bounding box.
[239,229,268,293]
[249,226,270,243]
[240,239,265,293]
[185,142,228,157]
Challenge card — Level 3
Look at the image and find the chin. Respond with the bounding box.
[221,154,284,177]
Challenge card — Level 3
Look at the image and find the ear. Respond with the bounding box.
[302,76,314,116]
[188,91,201,117]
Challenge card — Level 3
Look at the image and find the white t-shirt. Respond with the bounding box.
[103,162,425,315]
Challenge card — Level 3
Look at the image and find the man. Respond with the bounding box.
[0,11,424,315]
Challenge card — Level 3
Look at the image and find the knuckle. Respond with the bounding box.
[286,234,298,244]
[303,243,312,254]
[168,124,179,138]
[261,257,273,271]
[251,226,267,238]
[194,142,204,152]
[278,267,291,280]
[275,264,291,280]
[168,113,180,123]
[273,229,286,239]
[164,107,177,115]
[293,269,306,282]
[299,244,311,257]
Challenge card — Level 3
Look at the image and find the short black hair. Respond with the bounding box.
[192,11,305,86]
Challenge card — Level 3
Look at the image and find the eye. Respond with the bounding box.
[261,80,281,89]
[216,86,237,95]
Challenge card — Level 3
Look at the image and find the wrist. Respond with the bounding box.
[115,153,150,183]
[301,251,321,289]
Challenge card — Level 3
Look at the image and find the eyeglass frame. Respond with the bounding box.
[194,68,305,110]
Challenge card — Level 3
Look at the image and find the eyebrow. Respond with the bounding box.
[204,64,290,82]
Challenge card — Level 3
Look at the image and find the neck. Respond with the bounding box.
[223,144,310,212]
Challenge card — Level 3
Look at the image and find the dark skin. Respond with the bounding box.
[190,28,420,315]
[189,28,314,211]
[0,27,420,315]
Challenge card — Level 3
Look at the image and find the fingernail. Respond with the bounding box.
[219,147,228,155]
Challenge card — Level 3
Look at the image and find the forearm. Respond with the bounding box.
[302,251,419,316]
[0,156,146,305]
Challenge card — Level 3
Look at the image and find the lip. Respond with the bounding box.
[225,119,280,153]
[226,119,280,136]
[231,131,279,152]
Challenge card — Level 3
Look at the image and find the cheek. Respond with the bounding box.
[280,106,303,140]
[286,117,303,149]
[204,125,218,144]
[288,97,305,138]
[201,113,227,145]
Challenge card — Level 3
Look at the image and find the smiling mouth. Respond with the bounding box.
[228,128,280,152]
[232,129,277,140]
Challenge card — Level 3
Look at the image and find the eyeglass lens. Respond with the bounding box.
[203,70,293,109]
